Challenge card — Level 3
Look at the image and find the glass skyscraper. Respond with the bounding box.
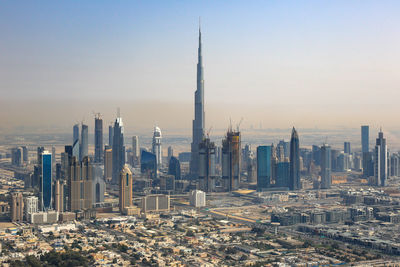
[41,151,52,211]
[112,116,125,184]
[257,146,271,190]
[141,150,157,179]
[80,124,88,161]
[361,125,369,153]
[94,114,103,163]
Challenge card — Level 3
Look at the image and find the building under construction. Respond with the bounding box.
[222,129,241,191]
[198,137,216,192]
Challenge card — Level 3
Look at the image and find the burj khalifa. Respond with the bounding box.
[190,26,205,179]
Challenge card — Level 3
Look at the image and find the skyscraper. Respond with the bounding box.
[132,136,140,165]
[80,123,88,161]
[374,129,387,186]
[41,151,52,211]
[94,114,103,163]
[168,156,181,180]
[152,126,162,170]
[320,144,332,189]
[222,129,241,191]
[289,127,300,190]
[72,124,80,159]
[68,156,93,211]
[119,164,133,214]
[190,26,205,179]
[257,146,271,191]
[112,114,125,184]
[104,146,112,182]
[108,125,113,147]
[361,125,369,153]
[344,142,351,154]
[11,192,24,222]
[199,137,216,192]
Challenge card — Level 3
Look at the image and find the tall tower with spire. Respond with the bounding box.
[190,23,205,179]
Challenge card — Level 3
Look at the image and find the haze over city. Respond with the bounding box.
[1,1,400,135]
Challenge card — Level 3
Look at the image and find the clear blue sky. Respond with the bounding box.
[1,1,400,131]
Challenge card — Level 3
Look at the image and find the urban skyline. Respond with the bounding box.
[2,2,400,266]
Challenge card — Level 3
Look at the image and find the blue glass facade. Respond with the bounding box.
[42,152,52,210]
[141,150,157,178]
[276,162,290,188]
[257,146,271,190]
[168,156,181,180]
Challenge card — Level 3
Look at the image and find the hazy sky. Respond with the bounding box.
[1,1,400,134]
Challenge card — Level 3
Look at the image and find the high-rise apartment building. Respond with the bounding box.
[68,157,93,211]
[94,114,103,163]
[289,127,300,190]
[190,27,205,179]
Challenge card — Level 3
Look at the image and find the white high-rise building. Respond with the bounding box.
[132,136,140,159]
[189,190,206,208]
[152,126,162,170]
[25,196,38,222]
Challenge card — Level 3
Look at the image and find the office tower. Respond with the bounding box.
[344,142,351,154]
[94,114,103,163]
[361,126,369,153]
[199,137,216,192]
[11,147,23,166]
[189,190,206,208]
[152,126,162,170]
[119,165,133,214]
[80,123,88,161]
[68,156,93,211]
[104,146,112,182]
[330,149,340,172]
[390,154,400,177]
[190,26,205,179]
[167,146,173,163]
[222,129,241,191]
[132,136,140,166]
[289,127,301,190]
[24,196,38,222]
[108,125,113,147]
[22,146,28,162]
[257,146,272,191]
[141,150,157,178]
[363,152,374,178]
[312,145,321,166]
[11,192,24,222]
[41,151,52,211]
[72,124,80,159]
[168,156,181,180]
[374,130,387,186]
[92,164,105,204]
[54,179,64,212]
[276,161,290,188]
[112,114,125,184]
[320,144,332,189]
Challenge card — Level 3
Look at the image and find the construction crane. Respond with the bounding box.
[236,117,244,132]
[206,126,213,139]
